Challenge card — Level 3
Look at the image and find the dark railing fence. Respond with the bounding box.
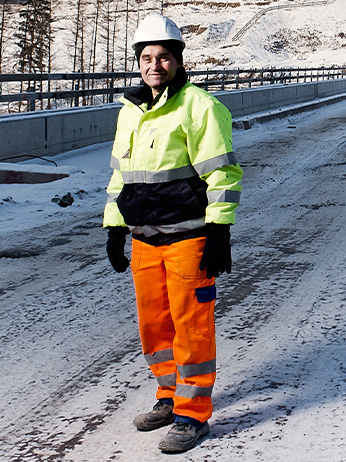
[0,66,345,113]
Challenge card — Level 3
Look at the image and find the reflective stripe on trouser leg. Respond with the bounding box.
[164,237,216,423]
[131,239,177,399]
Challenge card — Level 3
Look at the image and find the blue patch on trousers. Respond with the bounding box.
[195,285,216,303]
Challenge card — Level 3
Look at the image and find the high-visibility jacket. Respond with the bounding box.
[103,69,243,237]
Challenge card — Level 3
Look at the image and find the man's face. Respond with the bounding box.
[139,44,181,96]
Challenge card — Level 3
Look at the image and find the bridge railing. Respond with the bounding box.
[0,66,345,113]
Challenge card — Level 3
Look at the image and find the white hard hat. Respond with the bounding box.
[131,13,185,50]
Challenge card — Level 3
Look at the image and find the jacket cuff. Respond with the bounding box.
[107,226,130,237]
[206,223,230,236]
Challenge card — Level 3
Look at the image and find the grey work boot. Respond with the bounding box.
[133,401,174,431]
[158,421,210,453]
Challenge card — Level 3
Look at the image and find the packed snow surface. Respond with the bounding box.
[1,99,346,461]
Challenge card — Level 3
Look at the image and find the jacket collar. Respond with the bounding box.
[124,67,188,107]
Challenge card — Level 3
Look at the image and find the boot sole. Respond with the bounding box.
[159,422,210,453]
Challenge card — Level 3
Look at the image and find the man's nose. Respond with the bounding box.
[152,58,161,69]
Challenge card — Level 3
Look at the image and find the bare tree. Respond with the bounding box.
[124,0,129,80]
[99,0,115,101]
[73,0,83,73]
[91,0,101,73]
[111,5,117,72]
[46,0,53,108]
[86,0,102,104]
[0,0,7,73]
[71,0,86,106]
[101,0,114,73]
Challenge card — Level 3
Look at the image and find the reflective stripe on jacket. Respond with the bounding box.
[103,73,243,235]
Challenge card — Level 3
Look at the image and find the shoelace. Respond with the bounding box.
[153,401,170,411]
[172,422,190,432]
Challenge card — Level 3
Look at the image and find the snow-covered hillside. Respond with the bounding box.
[171,0,346,69]
[1,0,346,73]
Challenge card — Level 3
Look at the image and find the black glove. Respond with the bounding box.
[200,223,232,279]
[106,227,130,273]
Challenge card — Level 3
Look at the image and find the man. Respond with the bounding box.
[104,13,243,453]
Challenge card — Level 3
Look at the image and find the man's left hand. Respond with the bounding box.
[200,224,232,279]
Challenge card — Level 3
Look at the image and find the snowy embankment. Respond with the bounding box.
[1,99,346,461]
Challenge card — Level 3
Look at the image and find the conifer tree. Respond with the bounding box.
[15,0,52,74]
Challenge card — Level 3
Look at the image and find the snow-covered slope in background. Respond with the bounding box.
[2,0,346,73]
[173,0,346,69]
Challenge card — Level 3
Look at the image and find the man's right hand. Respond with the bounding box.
[106,227,130,273]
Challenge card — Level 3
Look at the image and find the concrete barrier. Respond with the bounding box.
[0,104,121,161]
[215,79,346,118]
[1,78,345,161]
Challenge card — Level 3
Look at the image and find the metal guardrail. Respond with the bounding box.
[0,71,141,112]
[0,66,345,113]
[232,0,336,42]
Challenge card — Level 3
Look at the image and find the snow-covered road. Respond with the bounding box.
[1,100,346,461]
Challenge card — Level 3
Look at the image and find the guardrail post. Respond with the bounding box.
[109,77,114,103]
[235,69,239,89]
[81,76,86,106]
[74,81,79,107]
[29,83,35,112]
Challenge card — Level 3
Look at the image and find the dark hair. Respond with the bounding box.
[135,40,184,65]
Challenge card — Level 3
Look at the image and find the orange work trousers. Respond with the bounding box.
[131,237,216,423]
